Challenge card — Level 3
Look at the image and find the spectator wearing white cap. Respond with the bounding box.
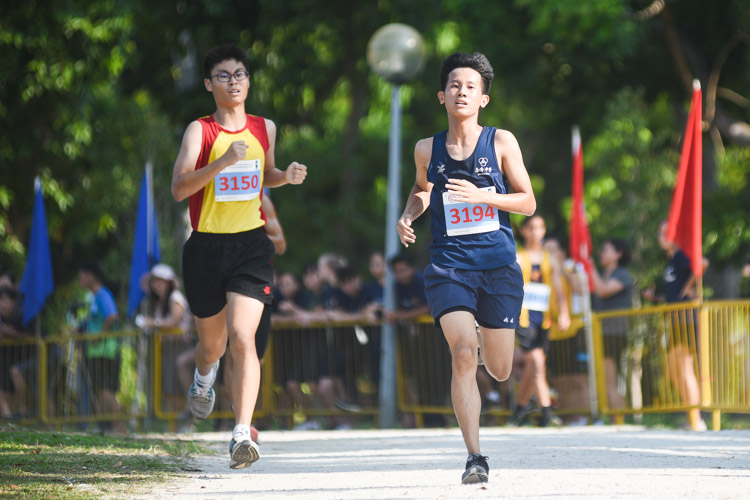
[139,263,193,332]
[138,264,196,422]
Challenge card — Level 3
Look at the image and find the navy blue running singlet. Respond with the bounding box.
[427,126,517,270]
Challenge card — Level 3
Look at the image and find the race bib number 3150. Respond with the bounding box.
[443,186,500,236]
[214,159,261,202]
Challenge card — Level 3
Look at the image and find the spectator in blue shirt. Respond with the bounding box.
[78,261,126,433]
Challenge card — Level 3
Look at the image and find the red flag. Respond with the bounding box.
[569,126,594,290]
[666,80,703,277]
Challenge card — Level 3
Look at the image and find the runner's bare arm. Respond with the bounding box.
[397,138,434,247]
[445,130,536,216]
[261,195,287,255]
[171,121,248,202]
[262,118,307,187]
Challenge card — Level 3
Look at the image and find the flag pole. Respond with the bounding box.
[146,159,155,271]
[692,78,712,423]
[33,178,44,342]
[573,126,599,421]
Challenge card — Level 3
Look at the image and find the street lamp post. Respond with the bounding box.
[367,23,425,428]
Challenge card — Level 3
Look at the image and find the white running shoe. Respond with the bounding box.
[229,435,260,469]
[187,360,219,419]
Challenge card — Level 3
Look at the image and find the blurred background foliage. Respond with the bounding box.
[1,0,749,325]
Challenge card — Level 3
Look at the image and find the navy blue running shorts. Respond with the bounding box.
[182,227,275,318]
[423,261,524,329]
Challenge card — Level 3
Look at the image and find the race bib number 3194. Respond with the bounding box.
[214,159,261,202]
[443,186,500,236]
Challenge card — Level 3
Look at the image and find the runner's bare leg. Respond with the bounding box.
[226,292,264,427]
[441,310,482,454]
[194,309,228,376]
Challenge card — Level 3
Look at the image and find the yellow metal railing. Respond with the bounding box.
[39,330,143,426]
[591,300,750,429]
[702,301,750,414]
[153,321,381,429]
[152,328,273,431]
[395,319,593,424]
[0,336,39,424]
[4,300,748,430]
[547,327,591,417]
[267,320,380,427]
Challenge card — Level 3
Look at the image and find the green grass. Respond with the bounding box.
[0,423,209,499]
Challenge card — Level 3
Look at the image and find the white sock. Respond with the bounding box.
[194,364,215,387]
[233,424,251,441]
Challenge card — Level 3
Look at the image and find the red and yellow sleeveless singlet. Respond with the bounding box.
[188,114,269,233]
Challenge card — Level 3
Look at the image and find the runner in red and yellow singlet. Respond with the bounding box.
[171,45,306,470]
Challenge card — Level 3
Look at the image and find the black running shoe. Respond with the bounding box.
[461,453,489,484]
[507,403,532,427]
[538,406,563,427]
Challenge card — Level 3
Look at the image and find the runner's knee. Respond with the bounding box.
[228,334,257,359]
[197,338,226,364]
[484,359,512,382]
[452,345,477,374]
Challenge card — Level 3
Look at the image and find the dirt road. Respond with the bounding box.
[146,426,750,499]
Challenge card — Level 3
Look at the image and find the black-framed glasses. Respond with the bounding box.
[210,70,250,83]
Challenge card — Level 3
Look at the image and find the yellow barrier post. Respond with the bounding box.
[697,283,716,430]
[581,280,600,422]
[39,337,48,424]
[591,313,610,419]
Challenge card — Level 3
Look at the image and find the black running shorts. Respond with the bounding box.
[516,325,550,354]
[182,228,275,318]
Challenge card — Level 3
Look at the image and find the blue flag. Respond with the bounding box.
[19,178,54,327]
[127,164,161,317]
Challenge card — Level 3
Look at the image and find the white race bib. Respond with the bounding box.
[214,159,262,202]
[522,282,551,312]
[443,186,500,236]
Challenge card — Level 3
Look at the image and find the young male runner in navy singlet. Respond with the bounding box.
[397,52,536,484]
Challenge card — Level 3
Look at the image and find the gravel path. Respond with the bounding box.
[145,426,750,499]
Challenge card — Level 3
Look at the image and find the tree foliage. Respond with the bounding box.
[1,0,749,319]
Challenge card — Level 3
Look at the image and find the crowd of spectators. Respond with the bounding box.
[2,230,748,431]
